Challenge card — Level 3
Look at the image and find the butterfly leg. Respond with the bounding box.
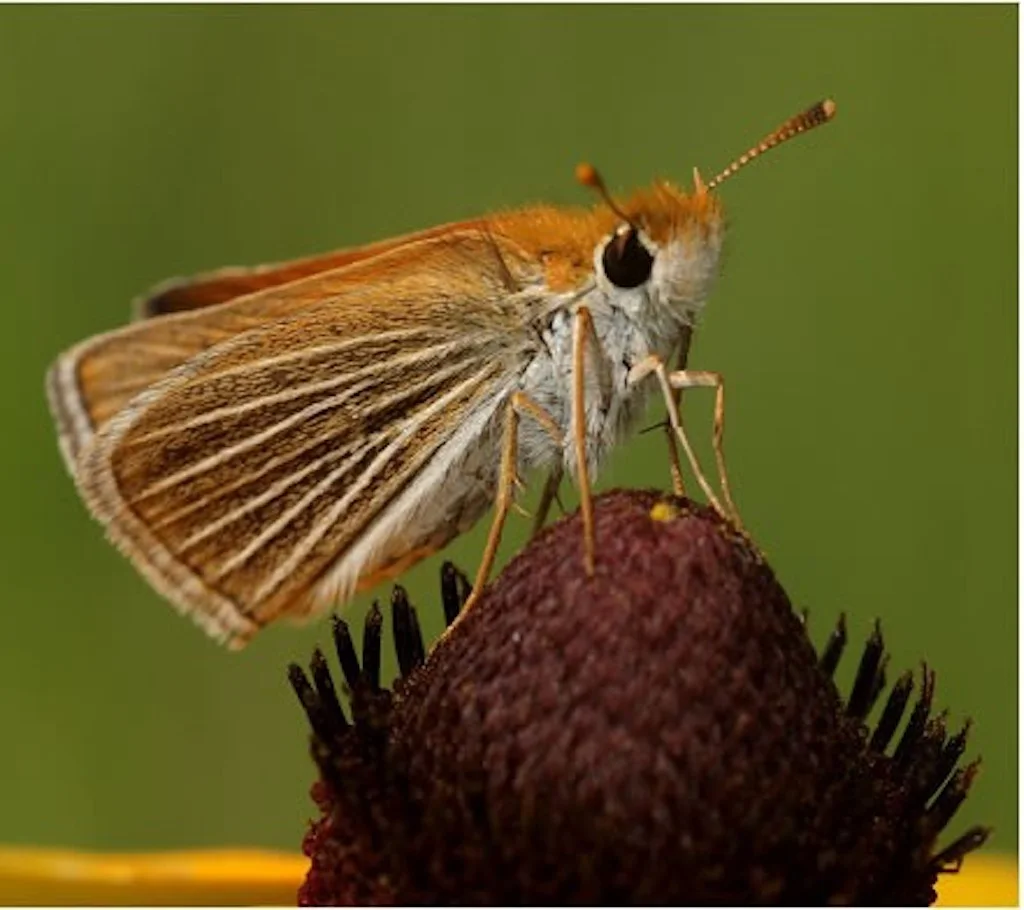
[627,355,734,524]
[572,306,602,576]
[665,369,741,528]
[663,330,693,497]
[456,392,562,624]
[662,424,686,497]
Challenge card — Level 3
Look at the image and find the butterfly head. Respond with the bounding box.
[578,98,836,325]
[581,166,726,328]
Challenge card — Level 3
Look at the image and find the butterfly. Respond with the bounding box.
[47,99,835,648]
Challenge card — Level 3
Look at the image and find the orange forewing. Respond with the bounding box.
[135,180,716,318]
[134,220,486,318]
[51,222,492,469]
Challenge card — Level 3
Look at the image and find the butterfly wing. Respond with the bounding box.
[47,222,488,473]
[132,219,486,319]
[68,230,544,647]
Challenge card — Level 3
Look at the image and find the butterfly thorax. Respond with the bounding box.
[494,183,725,480]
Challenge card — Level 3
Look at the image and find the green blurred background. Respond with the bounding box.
[0,5,1015,858]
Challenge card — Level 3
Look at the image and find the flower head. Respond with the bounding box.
[291,489,988,904]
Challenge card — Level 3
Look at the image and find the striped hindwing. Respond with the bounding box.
[72,231,543,647]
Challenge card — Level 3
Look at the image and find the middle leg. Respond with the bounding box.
[572,305,603,576]
[455,391,563,626]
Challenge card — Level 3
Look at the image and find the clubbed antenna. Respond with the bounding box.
[575,162,634,225]
[707,98,837,190]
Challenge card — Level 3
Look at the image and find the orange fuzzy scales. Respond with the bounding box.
[134,180,723,314]
[488,182,723,293]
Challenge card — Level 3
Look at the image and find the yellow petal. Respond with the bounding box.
[0,847,307,906]
[0,845,1014,905]
[935,854,1019,907]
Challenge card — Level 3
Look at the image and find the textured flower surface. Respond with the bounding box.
[292,490,999,905]
[0,490,1015,905]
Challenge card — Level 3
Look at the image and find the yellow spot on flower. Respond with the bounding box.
[649,501,680,523]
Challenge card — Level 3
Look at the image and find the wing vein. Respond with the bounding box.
[125,337,466,444]
[176,434,383,554]
[249,362,504,601]
[132,345,485,501]
[206,361,499,585]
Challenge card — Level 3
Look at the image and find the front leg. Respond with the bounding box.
[665,368,739,526]
[627,355,742,527]
[662,327,693,497]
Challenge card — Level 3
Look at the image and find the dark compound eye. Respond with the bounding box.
[602,226,654,289]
